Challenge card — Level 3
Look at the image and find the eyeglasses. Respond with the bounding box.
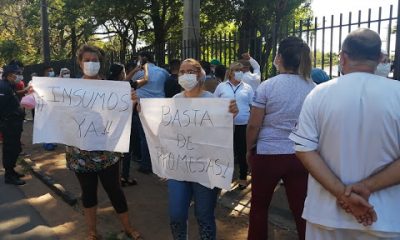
[179,70,198,75]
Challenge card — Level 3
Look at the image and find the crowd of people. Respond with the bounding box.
[1,27,400,240]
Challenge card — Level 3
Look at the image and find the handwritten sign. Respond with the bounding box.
[32,77,133,152]
[139,98,234,190]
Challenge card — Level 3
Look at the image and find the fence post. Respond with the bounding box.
[394,0,400,80]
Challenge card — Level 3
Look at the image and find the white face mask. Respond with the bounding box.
[375,63,391,77]
[15,75,23,83]
[63,74,71,78]
[48,71,55,77]
[83,62,100,77]
[178,74,198,91]
[234,71,244,81]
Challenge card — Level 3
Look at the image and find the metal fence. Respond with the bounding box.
[130,1,400,80]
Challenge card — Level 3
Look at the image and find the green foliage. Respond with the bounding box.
[313,51,339,68]
[0,0,312,67]
[0,40,22,66]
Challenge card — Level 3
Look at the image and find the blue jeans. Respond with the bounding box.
[168,179,219,240]
[132,113,152,171]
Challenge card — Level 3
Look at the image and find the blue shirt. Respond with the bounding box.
[133,63,169,98]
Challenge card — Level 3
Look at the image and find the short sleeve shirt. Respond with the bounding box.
[214,81,253,125]
[133,63,169,98]
[289,73,400,233]
[252,74,315,154]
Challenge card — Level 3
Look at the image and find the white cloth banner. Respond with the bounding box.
[32,77,133,152]
[139,98,234,190]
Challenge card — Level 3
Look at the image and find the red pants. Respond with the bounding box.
[248,153,308,240]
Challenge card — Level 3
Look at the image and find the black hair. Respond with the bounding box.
[200,61,211,75]
[214,64,226,80]
[125,61,136,72]
[9,59,24,68]
[139,51,154,64]
[41,65,53,77]
[108,63,125,80]
[278,36,311,80]
[169,59,181,73]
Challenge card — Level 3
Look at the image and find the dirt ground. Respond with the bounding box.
[13,119,298,240]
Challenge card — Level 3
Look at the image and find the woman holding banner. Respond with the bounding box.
[170,58,237,240]
[65,45,143,240]
[132,58,237,239]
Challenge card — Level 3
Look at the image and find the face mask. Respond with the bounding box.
[137,60,141,66]
[63,74,71,78]
[178,74,198,91]
[48,71,55,77]
[15,75,23,84]
[83,62,100,77]
[234,71,244,81]
[375,63,391,77]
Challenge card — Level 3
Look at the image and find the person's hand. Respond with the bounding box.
[344,182,371,200]
[241,52,251,60]
[337,191,377,226]
[131,89,138,103]
[134,65,142,72]
[131,88,142,112]
[338,182,372,214]
[229,99,238,117]
[26,84,34,94]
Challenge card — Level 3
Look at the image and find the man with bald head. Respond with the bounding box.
[289,28,400,239]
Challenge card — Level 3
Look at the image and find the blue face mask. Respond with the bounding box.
[48,71,55,77]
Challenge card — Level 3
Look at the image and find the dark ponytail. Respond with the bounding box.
[278,36,312,81]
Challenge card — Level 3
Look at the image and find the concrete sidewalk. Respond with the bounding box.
[0,120,299,239]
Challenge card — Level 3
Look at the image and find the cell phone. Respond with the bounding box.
[129,79,138,90]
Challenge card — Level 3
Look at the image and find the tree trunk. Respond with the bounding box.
[238,0,258,57]
[154,27,166,66]
[70,25,78,77]
[119,34,128,64]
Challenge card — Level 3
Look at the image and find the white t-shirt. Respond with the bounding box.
[242,57,261,91]
[214,81,254,125]
[289,72,400,234]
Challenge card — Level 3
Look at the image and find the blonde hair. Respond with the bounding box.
[226,62,243,80]
[181,58,206,84]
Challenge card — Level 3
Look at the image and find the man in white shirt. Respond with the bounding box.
[289,28,400,239]
[239,53,261,91]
